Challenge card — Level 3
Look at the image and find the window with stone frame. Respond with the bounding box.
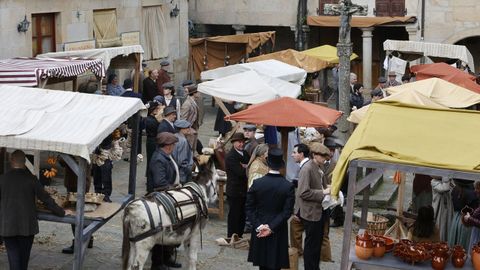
[318,0,339,15]
[375,0,405,17]
[32,13,56,56]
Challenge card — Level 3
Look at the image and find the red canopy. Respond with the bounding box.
[411,63,480,94]
[225,97,342,127]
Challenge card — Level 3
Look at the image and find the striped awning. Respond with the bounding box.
[0,57,105,87]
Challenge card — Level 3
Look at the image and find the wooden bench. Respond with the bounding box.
[208,176,226,220]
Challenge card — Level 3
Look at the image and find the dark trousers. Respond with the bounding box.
[227,196,246,238]
[93,159,113,196]
[331,205,345,226]
[151,245,174,267]
[302,213,326,270]
[3,235,34,270]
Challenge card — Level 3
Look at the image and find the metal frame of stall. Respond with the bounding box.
[340,159,480,270]
[28,112,140,270]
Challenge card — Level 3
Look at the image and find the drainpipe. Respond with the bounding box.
[296,0,304,50]
[421,0,425,40]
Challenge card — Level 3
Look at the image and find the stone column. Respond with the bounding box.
[406,25,419,41]
[232,24,246,35]
[361,27,374,90]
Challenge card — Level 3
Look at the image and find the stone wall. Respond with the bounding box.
[0,0,189,85]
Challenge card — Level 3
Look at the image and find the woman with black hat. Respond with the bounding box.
[246,148,294,270]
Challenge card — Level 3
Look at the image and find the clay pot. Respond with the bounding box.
[471,244,480,269]
[355,231,373,260]
[372,237,386,258]
[451,246,466,268]
[431,254,447,270]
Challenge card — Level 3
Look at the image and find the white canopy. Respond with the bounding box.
[198,70,301,104]
[0,85,146,162]
[383,40,474,70]
[201,59,307,85]
[37,45,144,71]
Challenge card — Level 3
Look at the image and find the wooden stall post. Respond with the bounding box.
[396,172,406,239]
[128,112,140,196]
[73,158,88,270]
[134,53,141,93]
[340,162,358,270]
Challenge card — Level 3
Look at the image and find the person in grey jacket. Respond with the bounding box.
[0,150,67,270]
[172,120,193,184]
[147,132,179,193]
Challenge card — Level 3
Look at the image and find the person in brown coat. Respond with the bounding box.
[156,60,171,96]
[181,85,200,154]
[294,142,331,270]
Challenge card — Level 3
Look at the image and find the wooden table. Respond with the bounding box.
[208,176,226,220]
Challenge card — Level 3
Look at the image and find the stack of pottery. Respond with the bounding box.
[472,243,480,269]
[355,231,373,260]
[431,242,450,270]
[451,245,466,268]
[393,239,431,264]
[372,237,386,258]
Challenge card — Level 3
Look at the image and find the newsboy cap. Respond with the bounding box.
[310,142,331,156]
[156,132,178,145]
[162,82,175,89]
[378,76,387,83]
[243,124,256,131]
[160,60,170,67]
[182,79,194,87]
[187,85,198,95]
[163,106,177,116]
[174,119,191,129]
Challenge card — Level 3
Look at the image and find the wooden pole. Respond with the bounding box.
[134,53,141,93]
[72,77,78,92]
[280,127,288,176]
[396,172,406,239]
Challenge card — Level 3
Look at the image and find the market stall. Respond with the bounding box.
[0,57,105,88]
[302,44,359,64]
[190,31,276,80]
[348,78,480,124]
[383,39,475,71]
[38,45,144,91]
[330,101,480,270]
[410,62,480,94]
[0,85,145,270]
[248,49,329,73]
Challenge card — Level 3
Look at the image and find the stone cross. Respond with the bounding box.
[325,0,365,141]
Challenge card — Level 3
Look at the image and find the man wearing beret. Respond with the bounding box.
[156,60,171,96]
[147,132,182,269]
[157,106,177,134]
[225,132,251,239]
[243,124,258,156]
[172,120,194,184]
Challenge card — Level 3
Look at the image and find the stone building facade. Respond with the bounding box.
[189,0,480,89]
[0,0,189,85]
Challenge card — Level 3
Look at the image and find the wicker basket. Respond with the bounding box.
[366,215,389,236]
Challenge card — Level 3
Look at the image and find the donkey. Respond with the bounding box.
[122,154,218,270]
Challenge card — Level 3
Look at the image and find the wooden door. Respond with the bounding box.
[375,0,405,17]
[32,13,56,56]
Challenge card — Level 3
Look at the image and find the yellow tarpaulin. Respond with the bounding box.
[248,49,329,73]
[302,45,358,64]
[332,102,480,197]
[348,78,480,124]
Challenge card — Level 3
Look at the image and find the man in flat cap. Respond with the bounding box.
[181,85,200,154]
[373,76,387,99]
[225,132,251,239]
[172,120,194,184]
[364,88,384,106]
[156,60,171,96]
[295,142,331,270]
[243,124,258,156]
[183,79,205,127]
[157,106,177,134]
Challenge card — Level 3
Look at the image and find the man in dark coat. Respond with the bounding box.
[142,69,159,103]
[243,124,259,156]
[147,132,182,269]
[157,106,177,134]
[225,132,250,238]
[156,60,171,96]
[0,150,67,270]
[246,148,294,270]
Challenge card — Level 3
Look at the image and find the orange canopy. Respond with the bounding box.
[225,97,342,127]
[307,16,416,28]
[411,63,480,94]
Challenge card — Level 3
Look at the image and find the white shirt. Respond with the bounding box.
[299,157,310,169]
[170,155,180,185]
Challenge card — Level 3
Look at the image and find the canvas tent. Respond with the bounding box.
[0,85,145,269]
[201,59,307,85]
[38,45,144,91]
[0,57,104,88]
[383,40,475,70]
[302,45,358,64]
[198,70,302,104]
[348,78,480,123]
[248,49,329,73]
[190,31,276,80]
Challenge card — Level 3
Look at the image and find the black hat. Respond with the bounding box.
[267,148,285,170]
[378,76,387,83]
[182,79,194,87]
[162,82,175,89]
[163,106,177,116]
[324,136,345,149]
[243,124,256,131]
[371,88,384,98]
[230,132,246,143]
[160,60,170,67]
[123,78,133,89]
[187,85,198,95]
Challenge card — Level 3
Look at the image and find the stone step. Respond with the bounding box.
[355,180,399,208]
